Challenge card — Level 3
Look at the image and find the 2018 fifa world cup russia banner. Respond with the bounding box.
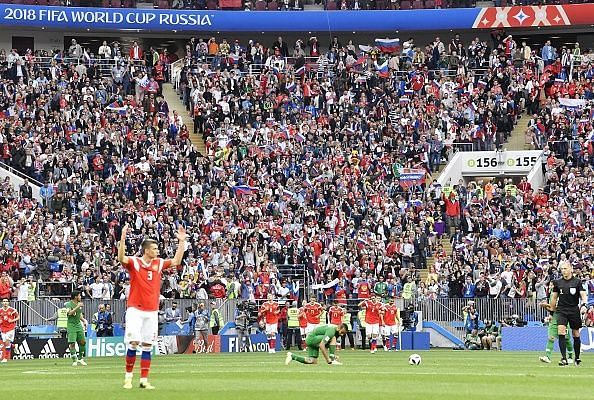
[1,4,594,32]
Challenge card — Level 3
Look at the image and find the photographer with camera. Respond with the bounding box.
[235,300,252,352]
[480,320,501,350]
[92,303,113,337]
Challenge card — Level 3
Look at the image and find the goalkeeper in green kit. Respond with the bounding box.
[285,324,348,365]
[65,291,88,366]
[539,283,573,364]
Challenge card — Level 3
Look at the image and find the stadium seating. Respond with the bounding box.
[0,34,591,317]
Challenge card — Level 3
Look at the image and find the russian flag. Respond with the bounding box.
[233,185,259,195]
[303,178,313,187]
[295,65,306,76]
[355,55,367,66]
[432,80,441,91]
[399,97,410,106]
[286,81,296,92]
[375,38,400,54]
[295,132,305,142]
[554,78,565,86]
[106,104,127,115]
[477,80,487,89]
[229,53,240,64]
[404,89,414,96]
[283,189,296,198]
[376,60,389,78]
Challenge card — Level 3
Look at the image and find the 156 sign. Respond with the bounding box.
[467,156,538,168]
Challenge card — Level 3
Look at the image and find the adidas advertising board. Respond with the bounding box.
[12,338,70,359]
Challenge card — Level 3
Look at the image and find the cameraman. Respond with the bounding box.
[462,302,479,335]
[92,304,113,337]
[235,301,250,352]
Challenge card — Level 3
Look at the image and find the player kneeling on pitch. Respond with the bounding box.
[285,323,348,365]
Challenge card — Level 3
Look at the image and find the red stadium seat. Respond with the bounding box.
[424,0,434,7]
[399,0,411,8]
[102,0,111,6]
[12,0,25,4]
[158,0,170,7]
[412,0,423,8]
[267,0,278,9]
[111,0,122,6]
[255,0,266,9]
[206,0,217,8]
[375,0,386,8]
[23,0,36,5]
[326,0,337,9]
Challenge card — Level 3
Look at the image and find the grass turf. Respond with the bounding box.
[0,350,591,399]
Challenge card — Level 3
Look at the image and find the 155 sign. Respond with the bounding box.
[467,156,539,168]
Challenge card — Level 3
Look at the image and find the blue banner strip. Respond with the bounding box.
[0,5,480,32]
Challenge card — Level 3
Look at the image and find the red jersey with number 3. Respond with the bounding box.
[363,300,381,324]
[0,307,18,332]
[125,256,172,312]
[383,305,399,326]
[304,302,323,324]
[260,301,280,324]
[328,306,345,325]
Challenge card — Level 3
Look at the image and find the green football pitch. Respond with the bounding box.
[0,351,591,400]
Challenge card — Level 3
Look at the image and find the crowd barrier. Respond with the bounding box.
[502,327,594,352]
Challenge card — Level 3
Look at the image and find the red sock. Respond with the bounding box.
[392,337,398,348]
[371,341,376,351]
[125,348,136,374]
[271,339,276,350]
[140,350,151,379]
[140,357,151,379]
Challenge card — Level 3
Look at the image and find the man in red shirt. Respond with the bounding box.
[304,297,324,336]
[359,295,382,353]
[118,223,187,390]
[298,300,308,349]
[356,273,371,299]
[258,294,280,354]
[328,301,345,326]
[0,298,19,362]
[381,300,400,351]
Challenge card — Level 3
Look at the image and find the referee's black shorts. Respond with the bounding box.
[556,309,582,330]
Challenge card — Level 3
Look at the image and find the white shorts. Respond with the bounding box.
[265,323,278,335]
[125,307,158,345]
[305,323,319,335]
[300,327,306,336]
[1,330,15,342]
[366,323,380,336]
[382,325,398,336]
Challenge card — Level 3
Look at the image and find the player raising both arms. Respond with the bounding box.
[285,323,348,366]
[118,223,187,389]
[259,294,281,354]
[0,299,19,363]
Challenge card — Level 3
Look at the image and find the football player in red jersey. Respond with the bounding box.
[298,300,308,349]
[358,295,382,353]
[304,297,324,336]
[381,300,400,351]
[118,223,187,390]
[0,299,19,363]
[259,294,281,354]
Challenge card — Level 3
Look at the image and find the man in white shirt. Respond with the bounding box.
[90,278,106,299]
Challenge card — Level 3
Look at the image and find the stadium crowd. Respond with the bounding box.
[0,32,592,320]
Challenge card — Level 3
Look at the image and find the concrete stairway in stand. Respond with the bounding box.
[161,83,207,155]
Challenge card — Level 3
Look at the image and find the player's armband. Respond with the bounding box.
[324,336,330,343]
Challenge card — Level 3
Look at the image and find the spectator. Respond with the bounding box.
[165,301,182,323]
